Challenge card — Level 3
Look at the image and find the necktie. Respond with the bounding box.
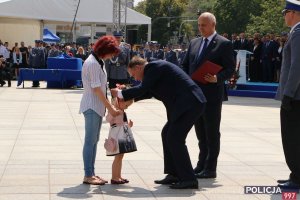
[197,38,209,61]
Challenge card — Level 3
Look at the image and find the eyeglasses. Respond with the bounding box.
[282,9,293,16]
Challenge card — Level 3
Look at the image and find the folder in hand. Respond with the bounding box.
[191,61,222,84]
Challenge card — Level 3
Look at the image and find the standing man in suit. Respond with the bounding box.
[239,32,249,51]
[111,56,206,189]
[275,0,300,189]
[182,12,235,179]
[261,34,276,82]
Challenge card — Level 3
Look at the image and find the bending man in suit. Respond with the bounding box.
[182,12,235,179]
[111,56,206,189]
[275,0,300,189]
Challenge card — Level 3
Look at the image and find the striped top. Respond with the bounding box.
[79,53,107,117]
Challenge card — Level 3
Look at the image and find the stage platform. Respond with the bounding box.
[228,82,278,99]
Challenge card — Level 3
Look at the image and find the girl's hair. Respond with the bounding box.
[93,35,120,58]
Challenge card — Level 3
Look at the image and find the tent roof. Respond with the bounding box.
[43,28,60,42]
[0,0,151,25]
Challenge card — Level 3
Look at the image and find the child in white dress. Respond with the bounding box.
[105,98,136,184]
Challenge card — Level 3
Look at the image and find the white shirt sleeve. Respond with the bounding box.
[89,62,102,88]
[117,90,124,99]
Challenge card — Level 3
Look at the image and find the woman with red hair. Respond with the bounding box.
[79,36,121,185]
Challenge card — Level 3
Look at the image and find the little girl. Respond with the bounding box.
[105,98,136,184]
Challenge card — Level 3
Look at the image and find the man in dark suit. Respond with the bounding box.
[111,56,206,189]
[182,12,235,179]
[275,0,300,190]
[261,34,276,82]
[238,32,250,51]
[231,33,240,50]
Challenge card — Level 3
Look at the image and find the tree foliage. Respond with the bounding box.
[134,0,187,45]
[246,0,288,35]
[134,0,289,44]
[213,0,262,35]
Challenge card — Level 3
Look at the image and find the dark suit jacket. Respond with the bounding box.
[261,41,277,61]
[165,50,179,66]
[122,60,206,122]
[153,49,164,60]
[238,39,250,50]
[182,34,235,103]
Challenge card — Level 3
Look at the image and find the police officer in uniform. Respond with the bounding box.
[178,43,187,68]
[29,40,46,87]
[165,44,179,66]
[106,31,130,89]
[276,0,300,189]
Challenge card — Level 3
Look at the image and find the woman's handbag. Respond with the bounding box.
[105,124,137,156]
[104,137,117,152]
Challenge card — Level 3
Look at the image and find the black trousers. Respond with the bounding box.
[162,97,205,181]
[280,100,300,184]
[108,78,129,89]
[262,59,273,82]
[194,101,222,172]
[32,66,40,87]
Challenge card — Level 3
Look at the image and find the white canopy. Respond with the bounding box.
[0,0,151,25]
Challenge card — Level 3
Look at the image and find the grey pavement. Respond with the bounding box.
[0,81,296,200]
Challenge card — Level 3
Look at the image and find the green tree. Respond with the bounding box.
[246,0,288,35]
[212,0,262,35]
[134,0,187,45]
[180,0,215,39]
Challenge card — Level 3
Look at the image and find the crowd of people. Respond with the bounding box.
[0,40,93,87]
[0,29,288,88]
[224,31,288,83]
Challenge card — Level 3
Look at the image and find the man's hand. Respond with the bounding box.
[281,95,293,111]
[204,73,218,83]
[110,88,120,98]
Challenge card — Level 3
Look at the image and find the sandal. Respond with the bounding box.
[121,178,129,183]
[83,176,106,185]
[95,176,108,183]
[111,179,126,184]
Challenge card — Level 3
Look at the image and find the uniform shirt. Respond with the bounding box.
[79,53,107,117]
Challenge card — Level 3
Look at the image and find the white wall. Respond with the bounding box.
[0,18,41,48]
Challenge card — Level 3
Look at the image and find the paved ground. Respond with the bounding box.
[0,81,296,200]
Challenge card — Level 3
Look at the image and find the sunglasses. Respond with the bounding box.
[282,9,293,16]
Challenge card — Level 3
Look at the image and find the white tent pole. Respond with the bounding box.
[147,24,151,42]
[91,23,96,44]
[40,20,44,40]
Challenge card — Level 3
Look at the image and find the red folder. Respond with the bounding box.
[191,61,222,84]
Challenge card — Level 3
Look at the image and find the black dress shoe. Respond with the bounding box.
[196,171,216,179]
[277,179,290,184]
[169,180,198,189]
[193,165,203,174]
[278,180,300,189]
[154,174,179,185]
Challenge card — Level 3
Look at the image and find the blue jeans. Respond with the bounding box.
[83,109,103,177]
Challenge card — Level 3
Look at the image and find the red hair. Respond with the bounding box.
[93,35,120,58]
